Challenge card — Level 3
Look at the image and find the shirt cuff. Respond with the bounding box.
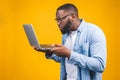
[67,50,80,65]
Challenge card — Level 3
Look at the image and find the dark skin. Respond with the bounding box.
[34,10,81,58]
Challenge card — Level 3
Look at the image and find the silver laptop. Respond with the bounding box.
[23,24,53,51]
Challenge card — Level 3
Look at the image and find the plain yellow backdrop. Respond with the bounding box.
[0,0,120,80]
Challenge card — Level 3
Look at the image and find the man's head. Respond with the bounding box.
[55,3,80,34]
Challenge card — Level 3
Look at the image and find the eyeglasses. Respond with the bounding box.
[55,14,71,22]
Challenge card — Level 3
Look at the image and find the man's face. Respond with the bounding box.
[56,10,72,34]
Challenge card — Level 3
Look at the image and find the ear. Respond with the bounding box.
[70,14,75,22]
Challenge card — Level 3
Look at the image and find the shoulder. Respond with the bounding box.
[83,21,104,36]
[86,22,106,43]
[86,22,103,32]
[81,21,106,43]
[79,20,104,35]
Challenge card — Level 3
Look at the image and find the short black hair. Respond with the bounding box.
[57,3,78,16]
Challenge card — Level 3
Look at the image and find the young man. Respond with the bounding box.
[35,3,107,80]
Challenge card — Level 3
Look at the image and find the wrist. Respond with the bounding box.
[67,50,71,58]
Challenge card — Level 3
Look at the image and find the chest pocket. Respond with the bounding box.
[73,30,90,56]
[73,40,89,56]
[80,42,89,55]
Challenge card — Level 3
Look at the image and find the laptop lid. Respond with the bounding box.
[23,24,53,51]
[23,24,41,49]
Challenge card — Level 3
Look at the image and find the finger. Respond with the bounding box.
[34,48,40,51]
[51,44,55,47]
[32,46,39,51]
[50,47,59,52]
[32,45,36,49]
[50,47,55,52]
[54,44,62,47]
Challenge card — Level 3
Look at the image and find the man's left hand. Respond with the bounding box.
[51,44,71,58]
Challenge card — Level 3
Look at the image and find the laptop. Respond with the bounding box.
[23,24,53,51]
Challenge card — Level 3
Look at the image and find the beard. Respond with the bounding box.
[60,20,72,34]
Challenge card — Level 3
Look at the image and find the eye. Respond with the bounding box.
[55,14,71,22]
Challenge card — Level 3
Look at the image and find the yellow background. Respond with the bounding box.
[0,0,120,80]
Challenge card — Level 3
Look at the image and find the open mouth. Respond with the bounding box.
[59,26,63,30]
[59,27,62,30]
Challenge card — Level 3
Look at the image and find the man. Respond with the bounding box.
[35,3,107,80]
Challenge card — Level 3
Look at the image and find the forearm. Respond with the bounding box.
[68,51,106,73]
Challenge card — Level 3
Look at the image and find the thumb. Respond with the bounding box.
[54,44,62,47]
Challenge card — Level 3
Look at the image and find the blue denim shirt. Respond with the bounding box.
[46,19,107,80]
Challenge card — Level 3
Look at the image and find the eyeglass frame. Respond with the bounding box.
[55,14,72,22]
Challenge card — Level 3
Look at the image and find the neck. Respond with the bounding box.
[71,19,81,31]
